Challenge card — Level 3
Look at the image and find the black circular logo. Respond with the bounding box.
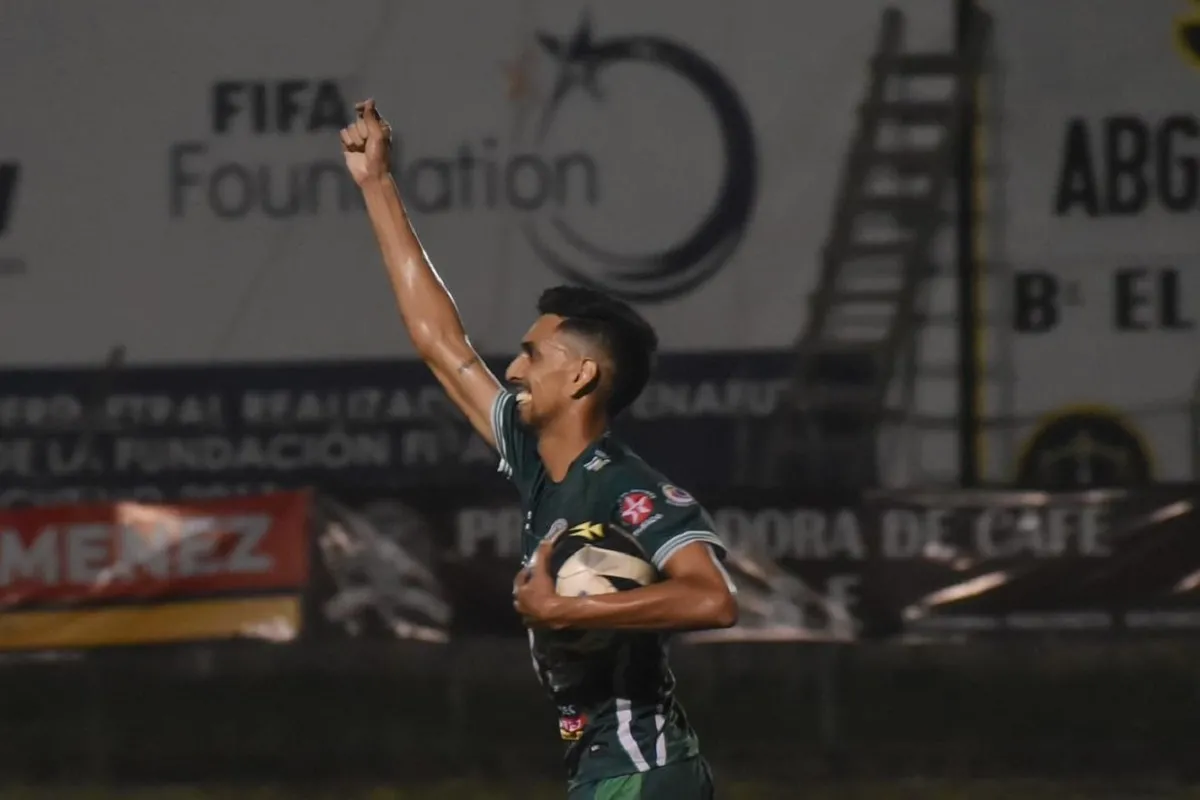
[1017,410,1152,489]
[523,14,758,304]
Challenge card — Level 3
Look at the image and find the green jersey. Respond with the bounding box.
[490,390,727,788]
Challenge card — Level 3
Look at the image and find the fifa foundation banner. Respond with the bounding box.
[0,0,951,365]
[984,0,1200,485]
[0,491,311,652]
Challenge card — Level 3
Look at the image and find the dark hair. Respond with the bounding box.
[537,285,658,417]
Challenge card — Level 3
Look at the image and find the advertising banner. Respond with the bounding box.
[984,0,1200,483]
[308,484,1200,644]
[0,491,311,651]
[854,485,1200,638]
[6,484,1198,654]
[0,350,884,504]
[0,0,951,365]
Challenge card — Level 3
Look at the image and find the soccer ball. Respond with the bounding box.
[547,526,656,597]
[534,526,656,654]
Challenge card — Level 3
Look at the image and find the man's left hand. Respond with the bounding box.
[513,536,570,629]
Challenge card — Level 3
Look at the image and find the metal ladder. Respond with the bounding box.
[745,6,992,490]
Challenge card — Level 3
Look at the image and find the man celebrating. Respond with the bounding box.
[341,99,736,799]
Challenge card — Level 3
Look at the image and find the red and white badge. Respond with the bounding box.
[619,491,655,527]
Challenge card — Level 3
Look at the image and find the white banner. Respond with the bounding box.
[0,0,950,365]
[984,0,1200,483]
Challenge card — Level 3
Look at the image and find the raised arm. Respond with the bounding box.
[340,99,502,446]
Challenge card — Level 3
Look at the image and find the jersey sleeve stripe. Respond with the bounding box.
[490,390,514,478]
[490,390,510,461]
[651,530,726,570]
[708,545,737,596]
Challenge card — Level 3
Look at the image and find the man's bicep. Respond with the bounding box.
[425,340,504,448]
[660,541,736,596]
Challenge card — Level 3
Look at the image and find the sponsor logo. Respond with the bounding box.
[618,491,655,527]
[1054,5,1200,218]
[661,484,696,506]
[569,522,604,541]
[559,712,588,741]
[518,11,757,302]
[0,491,311,652]
[167,13,757,302]
[584,450,610,472]
[169,78,359,220]
[0,491,309,605]
[0,514,276,592]
[1017,406,1152,488]
[631,514,664,537]
[547,517,569,541]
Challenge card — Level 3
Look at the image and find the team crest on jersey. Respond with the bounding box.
[618,491,656,527]
[661,484,696,506]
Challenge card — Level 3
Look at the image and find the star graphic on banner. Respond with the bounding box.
[536,12,606,114]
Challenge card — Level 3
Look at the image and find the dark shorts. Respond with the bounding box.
[568,756,715,800]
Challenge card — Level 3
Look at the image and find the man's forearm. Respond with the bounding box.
[359,175,468,356]
[545,579,737,632]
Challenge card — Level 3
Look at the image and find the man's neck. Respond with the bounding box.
[537,413,607,482]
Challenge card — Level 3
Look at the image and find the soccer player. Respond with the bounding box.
[341,100,737,800]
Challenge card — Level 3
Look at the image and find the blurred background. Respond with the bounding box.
[2,0,1200,797]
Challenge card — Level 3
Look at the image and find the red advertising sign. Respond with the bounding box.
[0,491,311,651]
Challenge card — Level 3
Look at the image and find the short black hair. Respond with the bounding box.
[537,285,658,417]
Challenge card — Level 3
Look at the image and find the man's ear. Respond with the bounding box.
[571,357,601,399]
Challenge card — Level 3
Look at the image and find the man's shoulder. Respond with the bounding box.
[581,440,673,493]
[579,443,703,517]
[573,441,723,567]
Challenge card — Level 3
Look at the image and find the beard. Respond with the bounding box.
[517,392,562,432]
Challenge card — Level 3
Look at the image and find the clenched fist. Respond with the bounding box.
[340,98,393,187]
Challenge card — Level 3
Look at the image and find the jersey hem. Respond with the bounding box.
[566,752,703,791]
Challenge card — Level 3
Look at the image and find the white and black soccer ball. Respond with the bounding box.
[545,526,656,597]
[536,526,656,652]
